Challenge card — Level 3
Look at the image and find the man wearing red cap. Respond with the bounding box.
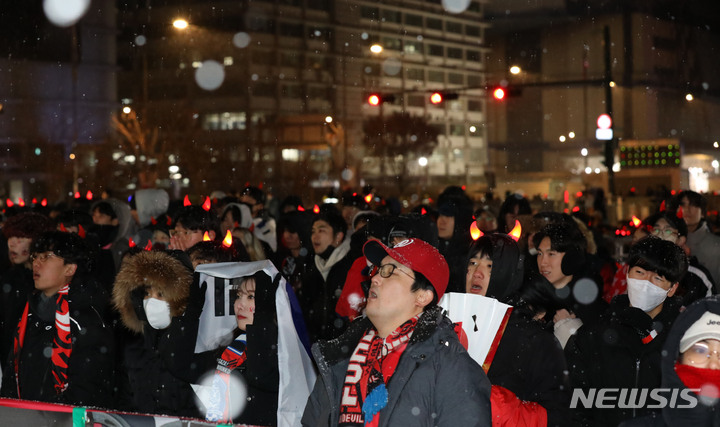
[302,238,491,426]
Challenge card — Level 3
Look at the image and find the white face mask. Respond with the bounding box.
[626,275,669,312]
[143,298,172,329]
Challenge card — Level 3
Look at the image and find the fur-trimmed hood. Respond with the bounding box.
[112,250,193,333]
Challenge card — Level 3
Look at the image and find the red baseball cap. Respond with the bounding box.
[363,238,449,300]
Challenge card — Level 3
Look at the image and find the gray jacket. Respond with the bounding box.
[302,306,492,426]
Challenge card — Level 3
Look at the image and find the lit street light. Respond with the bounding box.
[173,19,189,30]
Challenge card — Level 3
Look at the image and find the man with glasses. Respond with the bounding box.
[168,205,220,252]
[303,238,491,426]
[565,237,688,426]
[0,231,114,407]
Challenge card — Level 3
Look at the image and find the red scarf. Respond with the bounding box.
[674,362,720,398]
[13,285,72,397]
[339,316,418,427]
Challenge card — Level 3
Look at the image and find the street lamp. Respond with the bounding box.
[172,18,189,30]
[370,44,383,54]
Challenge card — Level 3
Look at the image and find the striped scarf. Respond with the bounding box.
[14,285,72,397]
[339,316,418,426]
[205,334,248,423]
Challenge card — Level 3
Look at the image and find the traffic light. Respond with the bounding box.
[367,93,395,106]
[492,87,506,100]
[429,92,459,104]
[490,85,521,100]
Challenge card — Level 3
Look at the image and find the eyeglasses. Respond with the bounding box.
[652,227,678,238]
[371,263,415,280]
[169,229,200,238]
[30,252,63,263]
[683,342,720,366]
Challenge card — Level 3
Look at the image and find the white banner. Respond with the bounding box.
[438,292,513,370]
[194,260,316,427]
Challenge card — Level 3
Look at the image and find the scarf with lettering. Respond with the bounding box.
[339,316,418,427]
[13,285,72,397]
[205,334,248,423]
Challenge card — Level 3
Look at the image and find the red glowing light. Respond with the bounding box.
[223,230,233,247]
[509,220,522,242]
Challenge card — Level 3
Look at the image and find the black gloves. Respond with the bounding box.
[185,272,207,318]
[252,270,277,315]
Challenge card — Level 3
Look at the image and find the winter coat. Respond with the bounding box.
[302,305,492,426]
[565,294,681,426]
[189,271,280,426]
[112,250,198,417]
[488,312,572,426]
[686,221,720,291]
[0,265,33,371]
[0,276,114,407]
[619,296,720,427]
[302,240,353,342]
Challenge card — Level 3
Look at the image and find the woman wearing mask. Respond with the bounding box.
[113,250,203,417]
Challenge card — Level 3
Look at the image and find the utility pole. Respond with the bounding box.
[603,25,616,196]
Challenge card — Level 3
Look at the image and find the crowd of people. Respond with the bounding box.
[0,184,719,426]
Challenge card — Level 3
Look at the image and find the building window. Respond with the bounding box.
[447,47,463,59]
[405,13,423,27]
[467,75,482,87]
[252,82,275,97]
[450,124,465,136]
[426,17,442,30]
[279,22,304,38]
[308,85,330,99]
[468,99,483,112]
[448,72,464,84]
[446,21,463,34]
[203,112,247,131]
[281,52,302,67]
[381,37,401,51]
[381,9,401,23]
[246,16,275,33]
[404,40,422,54]
[252,51,275,66]
[308,0,329,10]
[407,68,424,81]
[466,50,481,62]
[465,25,480,37]
[428,70,444,82]
[361,6,379,19]
[408,94,425,107]
[281,84,302,98]
[428,44,444,56]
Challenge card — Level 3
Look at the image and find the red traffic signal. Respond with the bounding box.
[367,93,395,106]
[429,92,459,104]
[492,87,506,100]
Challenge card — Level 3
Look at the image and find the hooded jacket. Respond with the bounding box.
[565,294,681,426]
[481,236,572,426]
[302,305,492,426]
[112,250,199,417]
[134,189,170,228]
[621,297,720,427]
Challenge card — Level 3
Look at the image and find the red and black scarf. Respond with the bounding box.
[205,334,248,423]
[339,316,418,427]
[13,285,72,397]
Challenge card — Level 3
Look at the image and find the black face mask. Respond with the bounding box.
[90,224,119,246]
